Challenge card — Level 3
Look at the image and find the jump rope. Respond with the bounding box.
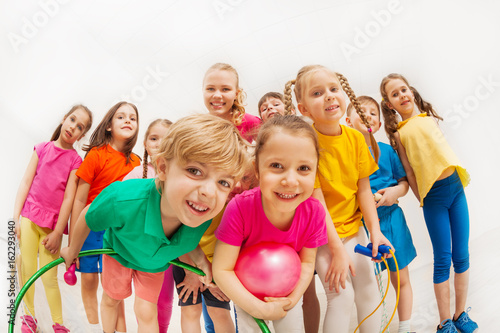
[9,244,399,333]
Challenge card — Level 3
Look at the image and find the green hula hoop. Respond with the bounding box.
[8,249,270,333]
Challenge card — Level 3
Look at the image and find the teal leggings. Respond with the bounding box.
[423,171,470,284]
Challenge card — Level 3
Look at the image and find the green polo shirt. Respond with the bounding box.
[85,178,211,273]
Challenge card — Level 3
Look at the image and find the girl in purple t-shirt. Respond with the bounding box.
[13,105,93,333]
[213,115,331,332]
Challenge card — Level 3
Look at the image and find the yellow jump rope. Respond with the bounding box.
[353,244,400,333]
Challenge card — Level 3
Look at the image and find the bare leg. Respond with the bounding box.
[390,267,413,322]
[434,280,451,325]
[453,270,469,320]
[101,292,121,333]
[81,272,100,324]
[116,300,127,332]
[181,304,202,333]
[135,296,159,333]
[303,277,320,333]
[206,306,235,333]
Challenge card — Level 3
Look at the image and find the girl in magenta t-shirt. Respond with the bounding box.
[13,105,93,333]
[213,115,328,332]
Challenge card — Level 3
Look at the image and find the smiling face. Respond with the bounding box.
[145,123,170,157]
[59,108,91,148]
[108,104,138,143]
[157,157,235,228]
[346,101,381,135]
[384,78,417,120]
[259,97,286,122]
[203,69,238,121]
[297,70,346,133]
[256,130,317,225]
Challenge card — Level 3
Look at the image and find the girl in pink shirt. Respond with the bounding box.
[13,105,93,333]
[213,115,329,332]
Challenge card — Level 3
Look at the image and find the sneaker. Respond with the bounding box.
[20,315,37,333]
[453,307,478,333]
[437,319,458,332]
[52,323,70,332]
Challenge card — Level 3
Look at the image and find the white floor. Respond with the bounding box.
[13,228,498,332]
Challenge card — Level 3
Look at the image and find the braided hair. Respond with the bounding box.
[284,65,379,162]
[142,119,172,178]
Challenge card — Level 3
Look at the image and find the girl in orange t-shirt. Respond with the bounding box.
[70,101,140,333]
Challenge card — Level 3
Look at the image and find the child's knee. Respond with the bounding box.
[182,304,203,320]
[206,306,231,322]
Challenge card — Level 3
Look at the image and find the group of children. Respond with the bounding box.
[12,63,478,333]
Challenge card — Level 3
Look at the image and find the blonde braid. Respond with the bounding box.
[142,149,148,179]
[380,100,400,149]
[283,79,296,115]
[337,73,380,163]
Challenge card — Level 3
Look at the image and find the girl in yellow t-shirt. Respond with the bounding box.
[284,65,392,333]
[380,73,477,333]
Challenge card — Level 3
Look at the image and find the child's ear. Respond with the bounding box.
[297,103,309,117]
[385,101,394,110]
[345,116,353,128]
[156,157,168,181]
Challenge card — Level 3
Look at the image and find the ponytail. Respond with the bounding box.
[337,73,379,163]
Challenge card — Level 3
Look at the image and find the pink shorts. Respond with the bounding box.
[102,254,165,304]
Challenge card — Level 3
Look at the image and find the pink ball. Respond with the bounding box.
[234,242,301,300]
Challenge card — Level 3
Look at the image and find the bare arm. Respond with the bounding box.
[394,133,420,202]
[312,188,354,292]
[212,240,291,320]
[358,177,393,258]
[12,151,39,239]
[69,178,90,245]
[375,178,409,208]
[42,170,79,254]
[186,245,214,287]
[60,205,91,269]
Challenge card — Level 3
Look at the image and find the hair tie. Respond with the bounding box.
[367,128,372,133]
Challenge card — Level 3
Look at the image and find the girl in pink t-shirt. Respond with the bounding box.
[213,115,329,332]
[13,105,93,333]
[203,63,261,143]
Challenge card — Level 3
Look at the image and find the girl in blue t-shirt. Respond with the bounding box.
[347,96,416,333]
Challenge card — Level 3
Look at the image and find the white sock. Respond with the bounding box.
[398,319,411,333]
[115,331,127,333]
[90,323,102,333]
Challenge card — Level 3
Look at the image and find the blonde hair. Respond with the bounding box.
[153,114,250,189]
[142,119,172,179]
[379,73,443,149]
[204,63,247,126]
[284,65,380,162]
[346,95,380,117]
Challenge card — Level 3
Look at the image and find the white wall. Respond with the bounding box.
[2,0,499,295]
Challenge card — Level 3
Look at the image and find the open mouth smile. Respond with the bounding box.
[187,200,209,213]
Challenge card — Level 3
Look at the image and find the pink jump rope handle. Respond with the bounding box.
[64,263,77,286]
